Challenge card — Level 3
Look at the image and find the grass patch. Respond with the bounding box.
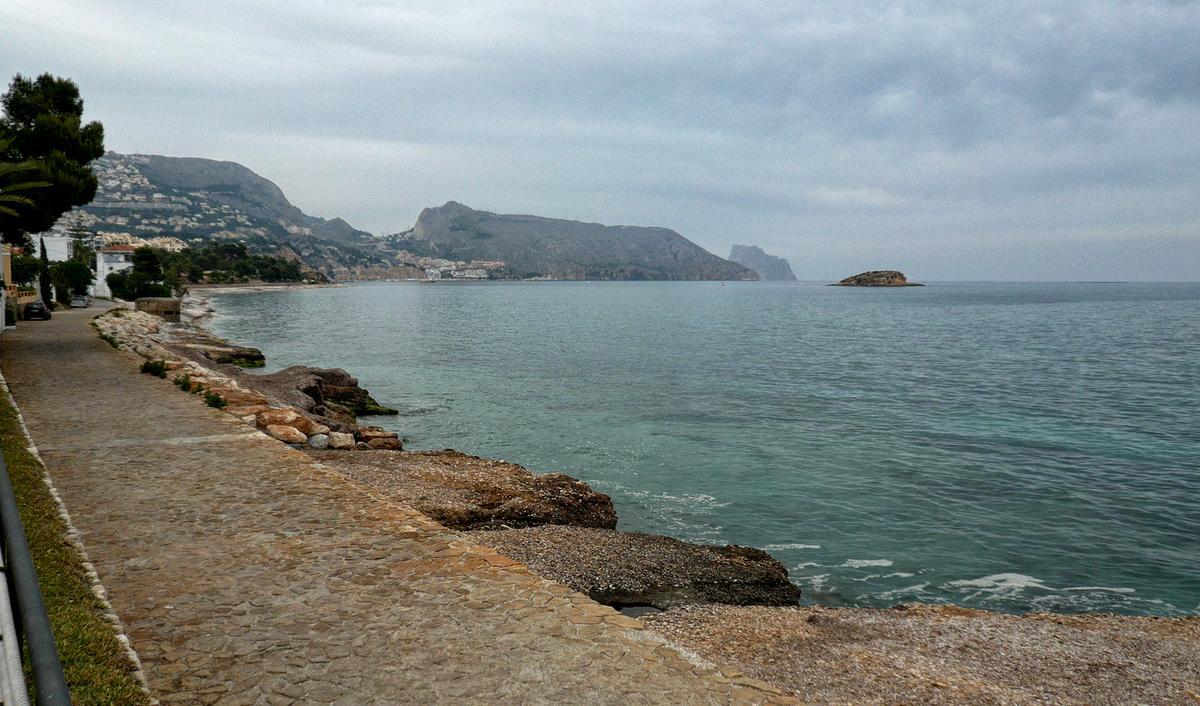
[172,374,193,393]
[204,391,227,409]
[0,386,150,704]
[139,360,167,378]
[88,321,120,349]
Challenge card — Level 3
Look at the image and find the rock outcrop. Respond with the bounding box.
[308,449,618,530]
[831,270,923,286]
[728,245,797,281]
[92,308,403,451]
[466,525,802,609]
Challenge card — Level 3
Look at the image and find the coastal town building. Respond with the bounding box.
[40,234,75,262]
[94,245,136,298]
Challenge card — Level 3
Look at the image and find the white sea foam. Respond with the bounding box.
[877,583,930,600]
[804,574,830,591]
[1063,586,1136,594]
[840,559,893,568]
[764,543,821,551]
[947,573,1048,594]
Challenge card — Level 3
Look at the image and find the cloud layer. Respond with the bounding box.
[3,0,1197,279]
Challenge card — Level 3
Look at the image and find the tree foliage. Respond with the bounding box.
[0,137,48,219]
[48,259,93,303]
[105,243,311,299]
[38,237,52,304]
[104,246,171,300]
[9,253,40,286]
[158,242,308,284]
[0,73,104,246]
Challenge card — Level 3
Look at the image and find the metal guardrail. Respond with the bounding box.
[0,451,70,705]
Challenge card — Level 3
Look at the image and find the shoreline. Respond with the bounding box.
[138,290,1199,701]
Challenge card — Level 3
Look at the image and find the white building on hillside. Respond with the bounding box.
[94,245,136,298]
[40,235,74,262]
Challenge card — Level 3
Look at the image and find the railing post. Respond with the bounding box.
[0,452,71,705]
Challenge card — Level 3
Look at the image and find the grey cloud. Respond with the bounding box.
[1,0,1197,280]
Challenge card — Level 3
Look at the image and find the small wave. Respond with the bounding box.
[802,574,830,591]
[396,406,445,417]
[1062,586,1137,594]
[947,573,1048,593]
[840,559,893,568]
[876,583,931,601]
[764,543,821,551]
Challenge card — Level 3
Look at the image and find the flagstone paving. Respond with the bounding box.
[0,307,793,705]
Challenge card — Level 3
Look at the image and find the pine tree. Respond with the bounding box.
[38,236,52,304]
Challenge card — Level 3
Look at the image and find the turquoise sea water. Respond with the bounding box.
[210,281,1200,616]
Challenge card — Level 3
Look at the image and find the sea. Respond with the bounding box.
[208,281,1200,616]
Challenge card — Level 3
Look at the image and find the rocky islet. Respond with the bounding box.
[831,269,924,286]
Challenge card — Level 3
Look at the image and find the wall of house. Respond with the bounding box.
[94,253,133,298]
[41,235,74,262]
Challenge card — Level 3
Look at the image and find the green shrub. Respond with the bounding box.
[172,374,192,393]
[98,333,119,348]
[139,360,167,378]
[204,391,227,409]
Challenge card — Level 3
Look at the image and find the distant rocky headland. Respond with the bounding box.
[831,270,923,286]
[727,244,797,281]
[388,201,758,281]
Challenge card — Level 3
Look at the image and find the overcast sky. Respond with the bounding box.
[3,1,1198,280]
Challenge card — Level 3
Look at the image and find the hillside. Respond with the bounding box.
[54,153,392,276]
[388,201,756,281]
[56,155,758,281]
[728,245,797,281]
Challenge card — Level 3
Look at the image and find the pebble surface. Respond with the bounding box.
[1,307,792,705]
[644,604,1200,704]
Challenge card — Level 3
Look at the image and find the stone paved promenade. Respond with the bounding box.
[0,308,791,705]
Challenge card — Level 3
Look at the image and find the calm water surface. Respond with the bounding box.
[210,281,1200,615]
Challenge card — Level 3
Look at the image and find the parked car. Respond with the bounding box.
[23,302,51,320]
[69,295,90,308]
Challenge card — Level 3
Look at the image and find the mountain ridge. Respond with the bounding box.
[390,201,757,281]
[60,153,758,281]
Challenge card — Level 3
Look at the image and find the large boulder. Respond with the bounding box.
[466,525,802,610]
[312,368,398,416]
[327,432,355,449]
[255,407,330,436]
[307,449,617,530]
[229,365,396,420]
[265,424,306,444]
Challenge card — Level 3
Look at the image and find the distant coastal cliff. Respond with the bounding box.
[389,201,758,281]
[727,244,797,281]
